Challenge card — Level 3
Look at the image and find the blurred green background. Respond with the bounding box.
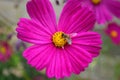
[0,0,120,80]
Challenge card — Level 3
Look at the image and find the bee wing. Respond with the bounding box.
[66,38,72,45]
[69,33,77,38]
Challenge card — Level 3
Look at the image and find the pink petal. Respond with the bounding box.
[46,49,72,79]
[65,45,92,74]
[95,4,112,24]
[46,50,56,78]
[60,50,72,77]
[27,0,57,33]
[16,18,52,44]
[23,44,55,70]
[106,0,120,18]
[54,49,62,79]
[58,0,96,33]
[72,32,102,57]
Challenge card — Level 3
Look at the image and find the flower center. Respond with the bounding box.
[0,46,6,55]
[52,31,70,47]
[110,30,118,38]
[91,0,101,5]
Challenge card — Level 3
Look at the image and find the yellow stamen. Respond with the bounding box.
[91,0,101,5]
[0,46,6,55]
[52,31,67,47]
[110,30,118,38]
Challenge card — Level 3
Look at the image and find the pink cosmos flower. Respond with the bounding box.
[105,23,120,45]
[76,0,120,24]
[0,41,12,62]
[16,0,102,79]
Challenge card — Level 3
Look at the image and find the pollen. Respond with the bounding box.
[52,31,67,47]
[91,0,101,5]
[0,46,6,55]
[110,30,118,38]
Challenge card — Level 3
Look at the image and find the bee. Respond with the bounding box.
[62,33,72,45]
